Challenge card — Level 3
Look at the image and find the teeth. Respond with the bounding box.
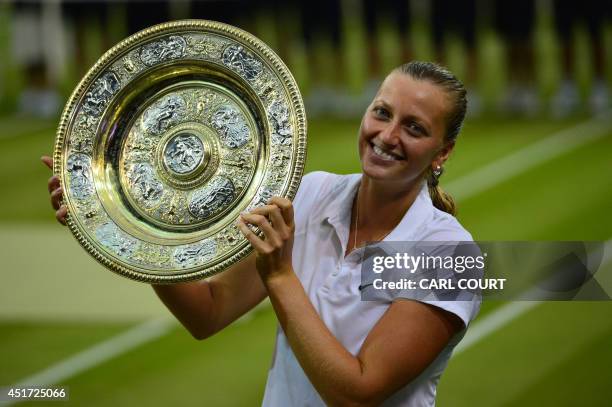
[372,144,398,160]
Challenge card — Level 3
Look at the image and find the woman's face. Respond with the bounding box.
[358,72,454,187]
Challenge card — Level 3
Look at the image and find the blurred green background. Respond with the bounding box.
[1,0,611,406]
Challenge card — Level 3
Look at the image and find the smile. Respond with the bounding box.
[370,142,404,161]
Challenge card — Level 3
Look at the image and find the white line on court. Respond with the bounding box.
[446,111,612,201]
[12,318,174,388]
[455,240,612,356]
[3,311,257,406]
[454,301,541,355]
[7,114,612,397]
[2,318,173,406]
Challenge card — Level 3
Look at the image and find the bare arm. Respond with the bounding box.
[42,155,267,340]
[152,254,267,339]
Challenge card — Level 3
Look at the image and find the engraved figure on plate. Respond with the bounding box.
[174,239,217,268]
[140,35,187,66]
[127,163,164,203]
[221,45,263,80]
[67,153,95,199]
[269,100,292,146]
[142,94,187,134]
[253,187,274,208]
[82,72,120,117]
[188,177,235,219]
[95,222,137,257]
[210,105,250,148]
[164,134,204,174]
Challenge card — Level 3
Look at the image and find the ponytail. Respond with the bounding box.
[427,168,456,216]
[428,183,456,216]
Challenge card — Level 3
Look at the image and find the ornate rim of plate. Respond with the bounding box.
[54,20,306,283]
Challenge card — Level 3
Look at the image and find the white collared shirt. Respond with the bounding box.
[262,171,481,407]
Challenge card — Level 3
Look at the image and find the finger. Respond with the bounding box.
[50,187,63,210]
[268,196,294,227]
[41,155,53,170]
[241,212,281,247]
[236,217,271,253]
[250,205,289,237]
[250,205,277,216]
[268,206,290,238]
[47,175,60,194]
[56,206,68,226]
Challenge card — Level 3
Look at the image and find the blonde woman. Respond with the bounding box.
[44,61,479,406]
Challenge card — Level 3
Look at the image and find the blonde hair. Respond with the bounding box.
[427,180,457,216]
[395,61,467,216]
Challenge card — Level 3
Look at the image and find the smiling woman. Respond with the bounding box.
[232,61,478,406]
[44,61,478,406]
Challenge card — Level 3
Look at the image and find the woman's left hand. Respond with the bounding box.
[236,196,295,282]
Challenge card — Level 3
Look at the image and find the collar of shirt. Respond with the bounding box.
[318,174,435,263]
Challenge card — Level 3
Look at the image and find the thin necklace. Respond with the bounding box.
[352,189,359,251]
[352,188,394,252]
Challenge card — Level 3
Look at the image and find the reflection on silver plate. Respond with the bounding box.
[54,20,306,283]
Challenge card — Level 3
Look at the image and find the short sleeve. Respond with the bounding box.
[418,212,480,328]
[408,239,482,329]
[418,297,481,330]
[362,234,481,329]
[292,171,330,229]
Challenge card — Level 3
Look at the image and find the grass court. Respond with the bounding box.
[1,113,611,406]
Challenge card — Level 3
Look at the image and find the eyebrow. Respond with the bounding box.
[373,98,390,109]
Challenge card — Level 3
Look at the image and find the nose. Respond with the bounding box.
[378,122,401,146]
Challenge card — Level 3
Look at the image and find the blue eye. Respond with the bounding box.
[373,106,390,119]
[406,122,426,136]
[410,123,422,133]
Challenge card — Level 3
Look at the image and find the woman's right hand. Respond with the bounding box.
[41,155,67,225]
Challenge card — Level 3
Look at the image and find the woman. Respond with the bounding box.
[43,61,479,406]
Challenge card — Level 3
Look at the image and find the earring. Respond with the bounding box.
[433,165,443,178]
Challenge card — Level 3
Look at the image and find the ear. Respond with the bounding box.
[433,141,455,168]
